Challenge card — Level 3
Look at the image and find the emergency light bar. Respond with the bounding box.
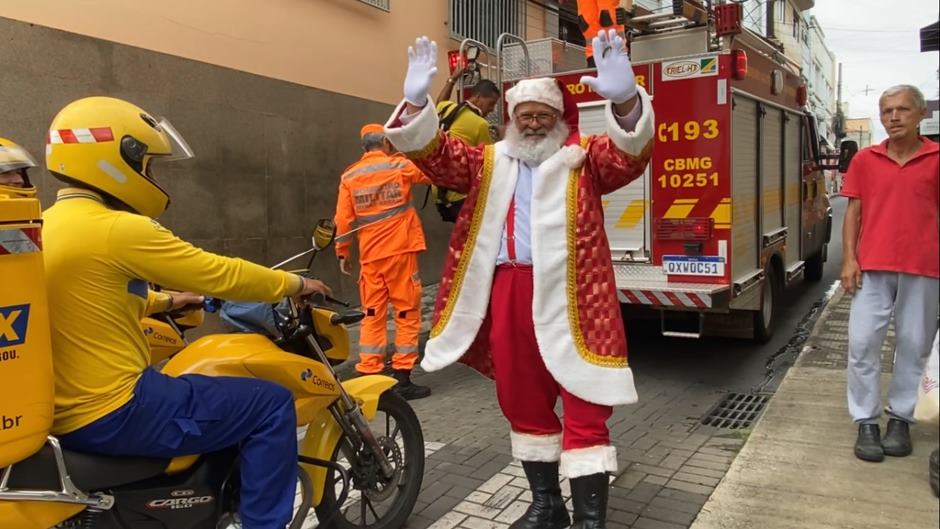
[447,50,464,74]
[656,218,713,241]
[731,49,748,80]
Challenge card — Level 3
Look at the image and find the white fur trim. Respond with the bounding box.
[511,431,562,462]
[506,78,564,117]
[420,142,518,371]
[557,144,586,169]
[560,445,617,479]
[530,144,639,407]
[383,96,439,154]
[605,86,655,158]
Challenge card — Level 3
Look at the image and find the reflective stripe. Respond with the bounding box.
[342,161,407,181]
[396,345,419,354]
[360,344,386,354]
[0,228,41,254]
[351,204,414,229]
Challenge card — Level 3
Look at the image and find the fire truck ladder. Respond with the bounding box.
[495,33,530,125]
[625,1,700,34]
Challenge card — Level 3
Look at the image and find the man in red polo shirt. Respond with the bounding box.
[841,84,940,462]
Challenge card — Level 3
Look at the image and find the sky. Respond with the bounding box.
[810,0,938,142]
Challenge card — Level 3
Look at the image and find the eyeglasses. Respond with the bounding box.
[514,112,559,125]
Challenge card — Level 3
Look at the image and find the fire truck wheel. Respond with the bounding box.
[753,265,779,344]
[804,248,825,282]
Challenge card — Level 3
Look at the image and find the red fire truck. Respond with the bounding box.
[454,3,842,341]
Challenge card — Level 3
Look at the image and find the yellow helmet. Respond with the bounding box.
[0,137,38,199]
[46,97,193,218]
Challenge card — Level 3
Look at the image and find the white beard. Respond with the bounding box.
[504,122,570,166]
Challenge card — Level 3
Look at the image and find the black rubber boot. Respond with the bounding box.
[391,369,431,400]
[570,473,609,529]
[509,461,570,529]
[854,424,885,462]
[882,418,913,457]
[929,447,939,498]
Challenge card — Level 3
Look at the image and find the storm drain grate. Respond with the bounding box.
[701,392,771,429]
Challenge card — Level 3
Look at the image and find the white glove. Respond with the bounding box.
[579,29,637,104]
[403,36,438,106]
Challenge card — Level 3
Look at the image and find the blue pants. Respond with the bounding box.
[60,368,297,529]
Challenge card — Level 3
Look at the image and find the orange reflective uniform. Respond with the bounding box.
[577,0,622,59]
[334,150,430,373]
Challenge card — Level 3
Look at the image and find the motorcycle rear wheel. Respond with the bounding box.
[217,463,313,529]
[314,392,425,529]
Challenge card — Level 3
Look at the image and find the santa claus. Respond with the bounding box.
[384,30,654,529]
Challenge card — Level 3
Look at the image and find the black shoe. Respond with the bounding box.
[391,369,431,400]
[854,424,884,462]
[570,473,609,529]
[929,447,939,498]
[510,462,570,529]
[882,419,913,457]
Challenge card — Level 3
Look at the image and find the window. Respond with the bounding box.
[449,0,526,48]
[792,8,800,38]
[355,0,389,11]
[743,0,766,36]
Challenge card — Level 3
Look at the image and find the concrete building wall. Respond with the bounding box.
[0,16,453,302]
[1,0,449,106]
[772,0,807,69]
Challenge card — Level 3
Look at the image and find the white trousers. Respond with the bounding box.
[847,271,940,423]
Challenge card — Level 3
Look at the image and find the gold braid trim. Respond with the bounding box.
[430,145,495,338]
[565,168,629,368]
[404,131,443,160]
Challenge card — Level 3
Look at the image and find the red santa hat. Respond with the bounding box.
[505,77,581,149]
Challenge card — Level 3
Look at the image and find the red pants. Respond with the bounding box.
[355,252,422,374]
[489,265,612,451]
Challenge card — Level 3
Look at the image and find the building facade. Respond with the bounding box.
[845,117,874,149]
[0,0,561,299]
[805,16,837,143]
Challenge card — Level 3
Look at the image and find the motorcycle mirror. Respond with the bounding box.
[312,219,337,251]
[837,140,858,173]
[466,45,480,62]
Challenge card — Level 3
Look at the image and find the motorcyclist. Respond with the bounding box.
[1,136,201,312]
[41,96,331,529]
[0,137,38,198]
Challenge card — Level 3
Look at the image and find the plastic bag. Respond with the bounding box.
[914,331,940,424]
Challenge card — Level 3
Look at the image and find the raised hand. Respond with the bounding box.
[403,36,439,106]
[579,29,637,104]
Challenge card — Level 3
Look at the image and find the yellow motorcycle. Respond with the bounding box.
[0,220,425,529]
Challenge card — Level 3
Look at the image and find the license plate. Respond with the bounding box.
[662,255,725,277]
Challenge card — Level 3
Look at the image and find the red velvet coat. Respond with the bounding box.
[385,88,654,406]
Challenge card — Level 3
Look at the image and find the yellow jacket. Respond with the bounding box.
[436,101,493,147]
[43,188,303,434]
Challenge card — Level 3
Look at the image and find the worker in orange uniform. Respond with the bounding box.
[334,124,432,400]
[577,0,623,67]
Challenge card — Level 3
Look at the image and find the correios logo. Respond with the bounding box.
[664,61,700,78]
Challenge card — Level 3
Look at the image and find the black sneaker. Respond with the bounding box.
[391,369,431,400]
[854,424,884,462]
[882,418,913,457]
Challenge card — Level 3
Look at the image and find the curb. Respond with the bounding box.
[795,283,846,365]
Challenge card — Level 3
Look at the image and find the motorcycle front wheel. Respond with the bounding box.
[217,463,313,529]
[314,391,425,529]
